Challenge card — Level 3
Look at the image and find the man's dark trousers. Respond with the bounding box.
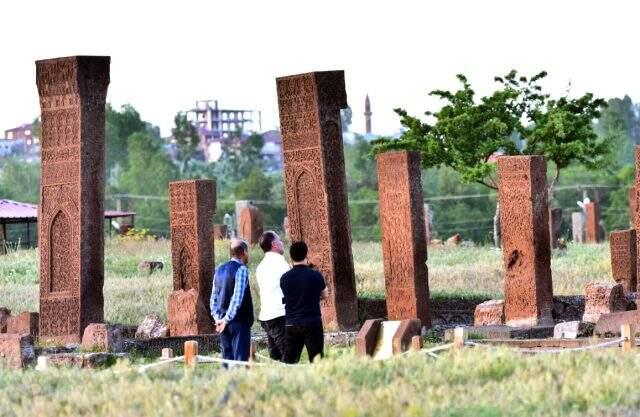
[283,324,324,364]
[260,316,286,361]
[220,321,251,361]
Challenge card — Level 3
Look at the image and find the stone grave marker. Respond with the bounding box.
[238,204,263,245]
[610,229,637,294]
[571,212,584,243]
[585,202,601,243]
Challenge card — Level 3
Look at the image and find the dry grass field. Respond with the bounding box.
[0,240,631,417]
[0,239,611,325]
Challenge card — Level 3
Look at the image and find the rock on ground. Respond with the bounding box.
[135,314,168,340]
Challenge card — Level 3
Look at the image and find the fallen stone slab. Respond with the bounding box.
[553,321,594,339]
[46,352,129,369]
[594,310,640,337]
[0,334,35,369]
[135,314,168,340]
[356,319,384,356]
[444,325,555,342]
[476,338,598,349]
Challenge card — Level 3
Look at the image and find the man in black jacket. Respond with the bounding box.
[280,241,328,364]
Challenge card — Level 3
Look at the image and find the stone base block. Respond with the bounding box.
[7,312,39,337]
[594,310,640,337]
[81,323,124,352]
[553,321,594,339]
[0,334,35,369]
[583,283,628,323]
[474,300,505,326]
[46,352,128,369]
[355,319,384,357]
[444,325,555,342]
[168,289,214,336]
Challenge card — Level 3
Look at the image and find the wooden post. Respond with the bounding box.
[621,324,635,352]
[411,335,423,352]
[161,348,174,360]
[184,340,198,367]
[453,327,468,349]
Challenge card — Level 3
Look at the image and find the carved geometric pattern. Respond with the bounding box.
[168,179,216,336]
[376,151,430,326]
[37,56,110,343]
[497,156,553,327]
[277,71,357,330]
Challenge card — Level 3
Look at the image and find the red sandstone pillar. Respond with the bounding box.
[497,156,553,327]
[276,71,358,330]
[610,229,637,294]
[376,151,430,326]
[167,180,216,336]
[37,56,110,343]
[584,202,601,243]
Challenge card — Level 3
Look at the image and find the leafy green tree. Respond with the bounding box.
[171,112,200,175]
[235,167,273,201]
[372,70,611,245]
[120,132,179,235]
[105,104,146,173]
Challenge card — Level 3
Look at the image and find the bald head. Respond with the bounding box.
[230,239,249,261]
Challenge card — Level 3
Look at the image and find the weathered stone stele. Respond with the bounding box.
[583,282,628,323]
[585,202,600,243]
[571,212,584,243]
[474,299,505,326]
[276,71,358,330]
[37,56,110,343]
[238,205,263,245]
[376,151,430,326]
[497,156,554,327]
[609,229,637,294]
[168,180,216,336]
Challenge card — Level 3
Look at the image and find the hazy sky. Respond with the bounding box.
[1,1,638,137]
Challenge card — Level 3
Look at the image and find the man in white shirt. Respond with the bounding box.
[256,231,290,360]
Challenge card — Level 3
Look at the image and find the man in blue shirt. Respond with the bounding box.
[280,241,328,364]
[210,239,254,361]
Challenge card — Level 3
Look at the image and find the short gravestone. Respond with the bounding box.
[7,312,39,337]
[594,310,640,337]
[376,150,430,325]
[0,334,35,369]
[585,202,601,243]
[583,282,628,323]
[610,229,637,294]
[355,319,421,359]
[497,156,554,327]
[212,224,228,240]
[37,56,110,343]
[238,205,263,245]
[572,212,584,243]
[474,300,505,326]
[168,180,216,336]
[0,308,10,333]
[549,208,563,249]
[138,260,164,275]
[81,323,124,352]
[553,321,594,339]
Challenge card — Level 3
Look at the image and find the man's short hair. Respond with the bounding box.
[289,241,308,262]
[230,239,248,258]
[259,231,277,253]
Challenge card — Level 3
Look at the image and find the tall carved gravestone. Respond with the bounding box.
[37,56,110,343]
[167,180,216,336]
[276,71,358,330]
[585,202,601,243]
[497,156,553,327]
[609,229,637,294]
[629,186,637,229]
[376,151,430,326]
[571,212,585,243]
